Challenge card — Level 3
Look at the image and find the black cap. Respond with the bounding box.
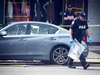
[68,5,72,8]
[79,11,87,19]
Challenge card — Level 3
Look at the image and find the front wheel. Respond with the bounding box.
[50,46,69,65]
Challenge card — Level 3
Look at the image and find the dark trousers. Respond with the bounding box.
[68,36,87,67]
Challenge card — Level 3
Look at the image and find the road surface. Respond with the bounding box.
[0,66,100,75]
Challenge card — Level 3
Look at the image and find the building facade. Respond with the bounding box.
[88,0,100,42]
[0,0,64,25]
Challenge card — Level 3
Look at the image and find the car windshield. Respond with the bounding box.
[0,23,11,30]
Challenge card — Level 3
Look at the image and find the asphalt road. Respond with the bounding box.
[0,66,100,75]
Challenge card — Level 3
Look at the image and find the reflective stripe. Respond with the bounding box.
[75,11,82,13]
[0,24,2,26]
[72,7,83,10]
[58,25,70,27]
[58,25,100,27]
[88,25,100,27]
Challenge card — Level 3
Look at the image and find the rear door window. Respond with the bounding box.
[30,23,49,34]
[49,26,58,34]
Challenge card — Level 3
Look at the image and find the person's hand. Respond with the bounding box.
[64,17,69,20]
[70,38,73,44]
[89,38,92,44]
[71,17,74,20]
[69,17,74,20]
[69,17,72,20]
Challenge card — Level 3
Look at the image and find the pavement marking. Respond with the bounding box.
[0,64,100,67]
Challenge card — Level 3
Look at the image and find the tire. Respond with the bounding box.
[50,46,69,65]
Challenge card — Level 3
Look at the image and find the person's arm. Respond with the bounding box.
[69,13,77,20]
[70,16,77,20]
[69,28,73,38]
[69,20,76,43]
[64,17,69,20]
[63,12,70,20]
[69,28,73,43]
[69,17,74,20]
[85,29,90,38]
[85,29,92,44]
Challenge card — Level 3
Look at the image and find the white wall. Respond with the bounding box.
[88,0,100,42]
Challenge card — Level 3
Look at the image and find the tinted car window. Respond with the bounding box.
[5,23,27,35]
[49,26,58,34]
[30,23,48,34]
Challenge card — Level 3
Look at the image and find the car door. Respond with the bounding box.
[0,23,27,56]
[27,23,60,56]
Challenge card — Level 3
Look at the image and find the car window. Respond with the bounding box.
[5,23,27,35]
[49,26,58,34]
[30,23,48,34]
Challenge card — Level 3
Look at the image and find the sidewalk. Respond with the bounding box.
[72,46,100,66]
[73,46,100,65]
[86,46,100,63]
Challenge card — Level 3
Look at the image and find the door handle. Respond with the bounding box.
[49,37,56,40]
[22,39,26,41]
[19,39,26,41]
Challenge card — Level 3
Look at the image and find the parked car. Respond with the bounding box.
[0,21,89,65]
[0,26,2,30]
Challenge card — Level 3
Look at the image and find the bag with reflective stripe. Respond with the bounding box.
[68,38,85,61]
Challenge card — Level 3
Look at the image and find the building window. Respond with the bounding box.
[5,0,30,23]
[5,0,57,24]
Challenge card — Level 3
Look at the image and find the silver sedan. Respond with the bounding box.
[0,21,89,65]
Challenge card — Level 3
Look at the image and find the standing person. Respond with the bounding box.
[64,5,77,30]
[68,11,92,70]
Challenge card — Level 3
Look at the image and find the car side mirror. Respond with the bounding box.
[0,31,7,36]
